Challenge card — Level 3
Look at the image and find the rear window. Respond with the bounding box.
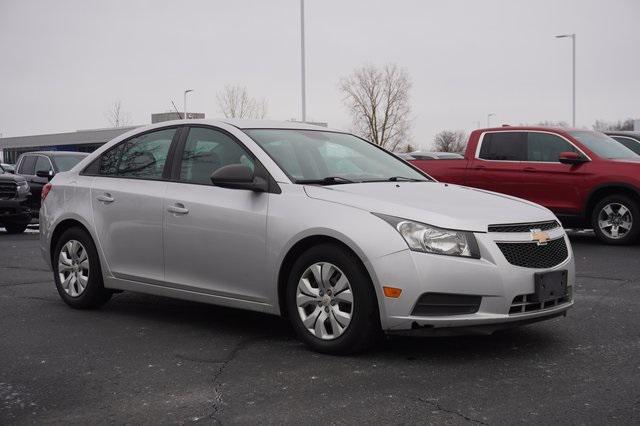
[478,132,526,161]
[610,136,640,155]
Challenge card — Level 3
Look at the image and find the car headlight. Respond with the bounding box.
[16,181,29,193]
[373,213,480,258]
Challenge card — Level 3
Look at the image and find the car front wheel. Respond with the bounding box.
[286,243,380,354]
[53,227,112,309]
[592,195,640,245]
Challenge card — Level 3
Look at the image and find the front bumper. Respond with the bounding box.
[370,228,574,331]
[0,198,32,225]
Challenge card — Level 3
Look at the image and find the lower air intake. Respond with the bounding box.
[411,293,482,316]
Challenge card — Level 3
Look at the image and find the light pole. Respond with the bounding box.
[300,0,306,122]
[183,89,194,120]
[555,33,576,127]
[487,113,495,127]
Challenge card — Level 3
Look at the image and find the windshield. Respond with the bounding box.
[569,131,639,160]
[244,129,429,184]
[52,154,86,172]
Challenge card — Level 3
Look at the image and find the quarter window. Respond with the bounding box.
[98,128,176,179]
[526,133,577,162]
[179,127,254,185]
[478,132,526,161]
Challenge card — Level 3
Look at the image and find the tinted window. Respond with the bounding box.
[52,154,86,172]
[98,128,176,179]
[527,133,577,162]
[569,131,638,159]
[479,132,526,161]
[245,130,428,183]
[179,127,255,185]
[611,136,640,155]
[34,156,52,173]
[19,156,37,175]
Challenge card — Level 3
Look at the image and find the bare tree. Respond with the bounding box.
[593,118,634,131]
[340,63,412,151]
[536,120,569,127]
[216,85,267,119]
[433,130,467,152]
[106,100,131,127]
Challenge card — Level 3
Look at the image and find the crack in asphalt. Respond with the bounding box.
[176,336,269,424]
[417,397,489,425]
[575,273,629,282]
[0,280,51,288]
[0,265,50,272]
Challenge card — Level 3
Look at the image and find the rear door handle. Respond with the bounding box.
[523,167,536,173]
[167,203,189,215]
[96,193,115,203]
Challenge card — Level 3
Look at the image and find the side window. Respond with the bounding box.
[478,132,526,161]
[611,136,640,155]
[526,133,577,162]
[179,127,255,185]
[98,128,176,179]
[35,156,52,173]
[19,156,37,175]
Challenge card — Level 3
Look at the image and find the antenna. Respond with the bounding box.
[171,101,183,119]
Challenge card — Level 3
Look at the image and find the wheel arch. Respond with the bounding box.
[49,218,93,266]
[585,183,640,222]
[276,234,381,318]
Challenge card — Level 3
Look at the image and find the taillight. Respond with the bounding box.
[42,183,52,201]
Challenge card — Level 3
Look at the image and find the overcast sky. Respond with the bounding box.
[1,0,639,148]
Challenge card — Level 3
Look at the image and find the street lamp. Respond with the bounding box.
[487,113,495,127]
[300,0,307,122]
[555,33,576,127]
[183,89,194,120]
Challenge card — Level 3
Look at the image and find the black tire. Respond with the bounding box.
[591,194,640,245]
[4,223,28,234]
[286,243,381,355]
[53,227,112,309]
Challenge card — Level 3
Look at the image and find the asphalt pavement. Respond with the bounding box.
[0,229,639,425]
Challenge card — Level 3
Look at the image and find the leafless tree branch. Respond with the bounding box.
[433,130,467,152]
[106,100,131,128]
[216,85,267,119]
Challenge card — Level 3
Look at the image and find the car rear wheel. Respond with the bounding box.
[3,223,28,234]
[53,227,112,309]
[286,243,380,354]
[591,195,640,245]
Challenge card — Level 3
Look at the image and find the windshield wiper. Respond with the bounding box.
[297,176,357,185]
[387,176,425,182]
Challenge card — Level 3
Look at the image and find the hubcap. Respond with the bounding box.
[598,203,633,239]
[58,240,90,297]
[296,262,353,340]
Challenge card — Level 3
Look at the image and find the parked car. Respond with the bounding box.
[0,164,31,233]
[15,151,88,217]
[410,127,640,245]
[1,163,16,173]
[41,120,574,354]
[410,151,465,160]
[605,131,640,155]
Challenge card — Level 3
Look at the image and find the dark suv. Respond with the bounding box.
[0,164,31,234]
[15,151,88,217]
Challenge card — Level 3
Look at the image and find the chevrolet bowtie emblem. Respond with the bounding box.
[530,229,549,246]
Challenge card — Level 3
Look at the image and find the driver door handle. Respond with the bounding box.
[96,193,115,204]
[523,167,536,173]
[167,203,189,215]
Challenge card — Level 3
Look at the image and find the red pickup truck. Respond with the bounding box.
[410,126,640,245]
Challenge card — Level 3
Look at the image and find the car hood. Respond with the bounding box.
[304,182,553,232]
[0,173,26,183]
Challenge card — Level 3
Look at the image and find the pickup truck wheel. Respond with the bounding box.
[591,195,640,245]
[3,223,28,234]
[286,243,381,355]
[53,227,112,309]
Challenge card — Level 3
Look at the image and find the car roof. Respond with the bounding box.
[128,118,345,134]
[19,151,89,157]
[604,131,640,137]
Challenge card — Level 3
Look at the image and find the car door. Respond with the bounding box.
[518,131,589,215]
[465,131,527,198]
[16,155,39,211]
[30,155,53,208]
[89,127,179,283]
[163,126,270,302]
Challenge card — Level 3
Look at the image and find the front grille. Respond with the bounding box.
[509,287,572,315]
[497,237,568,269]
[0,181,17,200]
[412,293,482,316]
[488,220,560,233]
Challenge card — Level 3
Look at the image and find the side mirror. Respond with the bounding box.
[558,151,589,165]
[36,169,55,180]
[210,164,268,192]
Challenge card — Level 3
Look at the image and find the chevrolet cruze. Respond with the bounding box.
[40,120,574,354]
